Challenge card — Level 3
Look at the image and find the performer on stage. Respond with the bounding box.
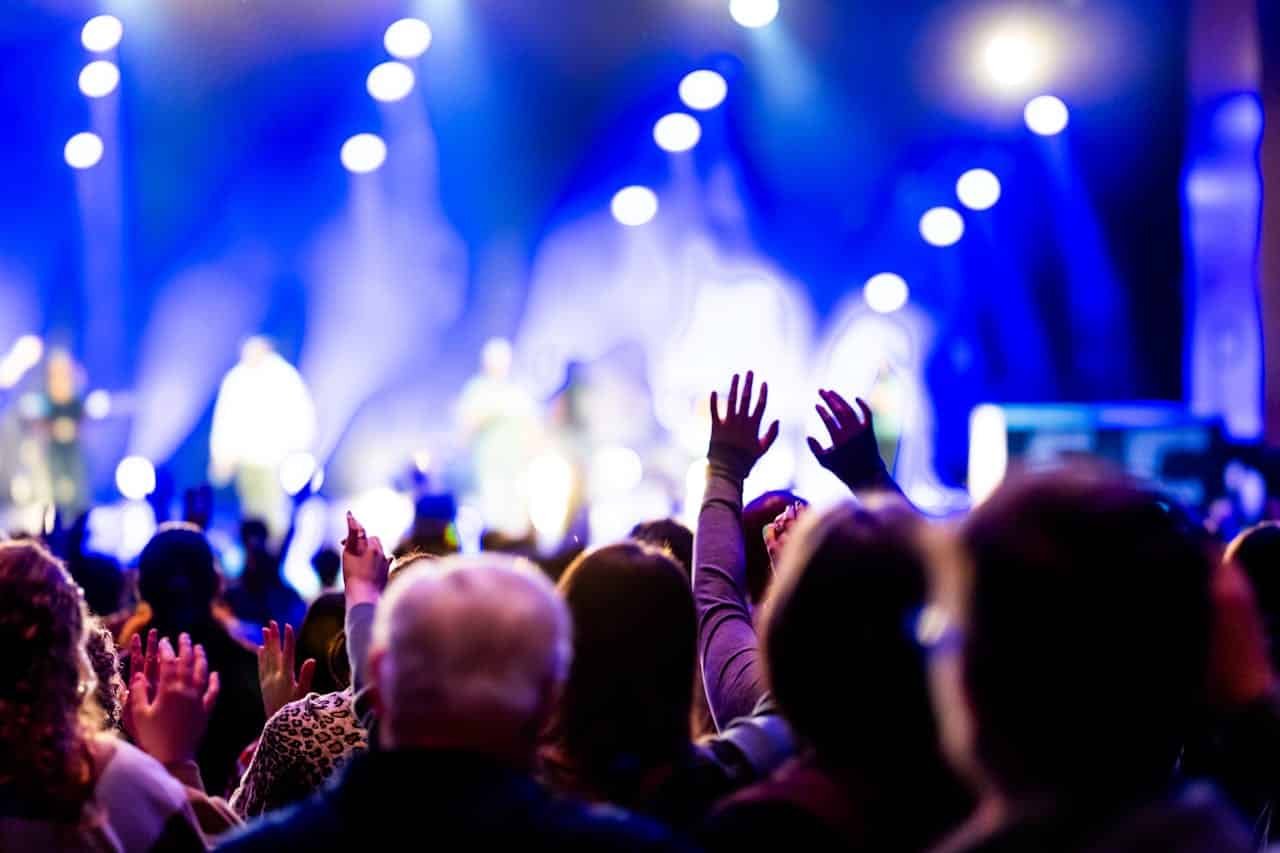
[209,337,316,536]
[15,348,90,515]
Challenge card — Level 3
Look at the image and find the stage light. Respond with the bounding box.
[81,15,123,53]
[526,452,574,546]
[367,61,415,103]
[919,207,965,247]
[653,113,702,153]
[384,18,432,60]
[610,186,658,227]
[679,70,728,111]
[279,451,319,496]
[340,133,387,174]
[413,449,433,474]
[967,403,1009,505]
[979,25,1046,92]
[863,273,909,314]
[348,487,415,546]
[1024,94,1069,136]
[0,333,46,389]
[64,132,103,170]
[78,60,119,98]
[590,446,643,495]
[84,389,111,420]
[115,456,156,501]
[729,0,779,29]
[956,169,1001,211]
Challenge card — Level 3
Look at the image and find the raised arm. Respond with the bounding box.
[695,372,780,730]
[341,511,389,731]
[807,389,904,500]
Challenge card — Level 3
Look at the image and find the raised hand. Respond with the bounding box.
[807,388,894,493]
[122,628,160,739]
[342,511,389,608]
[258,620,317,719]
[126,633,220,766]
[708,371,780,480]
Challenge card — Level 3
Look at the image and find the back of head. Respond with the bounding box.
[1227,523,1280,664]
[744,491,805,603]
[763,502,939,777]
[628,519,694,577]
[0,540,94,817]
[371,554,571,758]
[138,523,220,636]
[311,547,341,589]
[548,543,696,794]
[960,468,1212,799]
[298,593,349,694]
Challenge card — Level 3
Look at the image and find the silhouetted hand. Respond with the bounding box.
[126,633,219,766]
[1209,558,1276,709]
[807,389,894,493]
[342,511,389,608]
[708,372,780,481]
[258,620,317,719]
[126,628,161,704]
[764,501,806,571]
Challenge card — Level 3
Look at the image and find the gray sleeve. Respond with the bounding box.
[694,465,767,731]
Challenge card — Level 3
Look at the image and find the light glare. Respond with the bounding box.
[340,133,387,174]
[279,451,319,496]
[980,26,1046,92]
[115,456,156,501]
[679,70,728,111]
[64,132,104,170]
[1024,95,1069,136]
[956,169,1002,211]
[79,60,120,98]
[863,273,909,314]
[610,186,659,227]
[729,0,780,28]
[367,61,415,103]
[653,113,702,153]
[919,207,965,247]
[81,15,123,53]
[384,18,432,60]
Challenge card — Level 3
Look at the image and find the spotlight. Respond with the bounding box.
[863,273,909,314]
[384,18,432,60]
[340,133,387,174]
[919,207,965,247]
[956,169,1001,211]
[526,452,575,546]
[115,456,156,501]
[0,335,44,389]
[590,446,644,494]
[729,0,780,28]
[679,70,728,111]
[81,15,123,53]
[279,451,319,496]
[367,61,415,103]
[979,25,1046,93]
[653,113,702,153]
[78,60,120,98]
[84,389,111,420]
[1024,95,1069,136]
[610,186,659,227]
[64,132,104,170]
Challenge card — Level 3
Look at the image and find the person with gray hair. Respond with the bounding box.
[219,536,688,852]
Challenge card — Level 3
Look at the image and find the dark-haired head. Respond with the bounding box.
[628,518,694,578]
[957,467,1213,801]
[138,522,221,639]
[544,542,696,804]
[743,491,806,604]
[1227,522,1280,671]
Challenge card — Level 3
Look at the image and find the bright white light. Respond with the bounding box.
[919,206,965,247]
[384,18,432,60]
[64,132,104,170]
[279,450,318,496]
[653,113,702,153]
[729,0,780,28]
[115,456,156,501]
[968,404,1009,505]
[682,459,709,527]
[956,169,1001,211]
[79,60,120,98]
[863,273,909,314]
[348,487,415,547]
[81,15,123,53]
[367,61,415,103]
[0,334,45,388]
[340,133,387,174]
[679,70,728,111]
[85,389,111,420]
[1024,95,1069,136]
[980,26,1046,92]
[413,449,433,474]
[526,452,575,547]
[610,186,659,226]
[590,446,644,495]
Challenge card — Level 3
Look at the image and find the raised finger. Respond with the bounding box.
[283,623,296,668]
[807,435,828,459]
[128,632,143,681]
[193,643,209,687]
[760,419,780,454]
[203,671,220,714]
[177,633,195,681]
[144,628,160,683]
[740,371,754,418]
[751,381,769,423]
[345,511,366,556]
[855,398,875,431]
[816,404,840,439]
[709,390,721,426]
[726,374,740,419]
[821,389,858,425]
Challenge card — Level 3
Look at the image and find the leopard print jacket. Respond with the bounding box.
[230,689,368,817]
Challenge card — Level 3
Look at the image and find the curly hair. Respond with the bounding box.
[85,616,125,733]
[0,540,97,818]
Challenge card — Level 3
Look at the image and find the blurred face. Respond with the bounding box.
[764,501,807,571]
[47,353,76,403]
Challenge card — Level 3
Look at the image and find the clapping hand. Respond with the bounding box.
[708,372,780,480]
[125,633,219,766]
[258,620,317,719]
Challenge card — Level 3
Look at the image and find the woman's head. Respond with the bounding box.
[762,501,938,775]
[0,540,96,815]
[547,542,696,798]
[138,523,220,634]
